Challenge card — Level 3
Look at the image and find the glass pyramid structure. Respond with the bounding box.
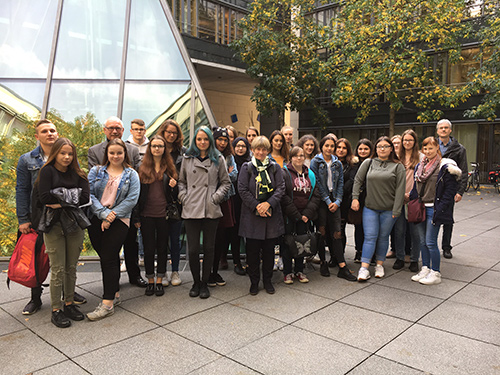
[0,0,216,142]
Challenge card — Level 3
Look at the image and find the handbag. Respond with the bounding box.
[407,182,426,223]
[165,201,181,221]
[283,221,320,258]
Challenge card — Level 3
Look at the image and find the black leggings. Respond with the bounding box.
[141,216,169,279]
[185,219,219,283]
[318,206,346,264]
[245,238,277,286]
[88,216,129,300]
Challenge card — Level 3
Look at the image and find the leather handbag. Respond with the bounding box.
[283,221,320,258]
[165,200,181,221]
[407,182,426,223]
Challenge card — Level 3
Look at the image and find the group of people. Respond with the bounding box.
[15,116,467,328]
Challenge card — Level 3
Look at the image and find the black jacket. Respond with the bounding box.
[134,173,178,223]
[339,159,358,221]
[441,137,467,196]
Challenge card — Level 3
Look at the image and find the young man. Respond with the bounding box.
[126,119,149,162]
[16,119,86,314]
[436,119,468,259]
[88,116,146,287]
[281,125,294,150]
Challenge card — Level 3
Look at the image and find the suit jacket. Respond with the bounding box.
[88,140,141,170]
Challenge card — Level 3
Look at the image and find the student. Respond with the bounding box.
[269,130,289,168]
[35,138,90,328]
[136,135,178,296]
[246,127,259,145]
[281,125,294,150]
[125,119,149,161]
[178,126,231,299]
[87,139,140,320]
[296,135,320,168]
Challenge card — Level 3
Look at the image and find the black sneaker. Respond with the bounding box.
[337,267,357,282]
[145,284,155,296]
[392,259,405,270]
[52,309,71,328]
[214,273,226,286]
[409,262,419,272]
[320,262,330,277]
[234,263,246,276]
[22,299,42,315]
[155,284,164,297]
[354,252,361,263]
[73,292,87,305]
[199,282,210,299]
[249,283,259,295]
[189,282,200,297]
[64,304,84,321]
[264,282,275,294]
[207,274,217,287]
[443,249,453,259]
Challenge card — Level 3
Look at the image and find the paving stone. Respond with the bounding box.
[34,360,89,375]
[419,300,500,346]
[449,284,500,312]
[0,308,25,336]
[294,302,412,352]
[202,270,256,302]
[74,327,220,375]
[378,325,500,375]
[166,303,285,355]
[438,262,486,283]
[189,357,260,375]
[230,325,369,375]
[0,330,66,375]
[492,263,500,272]
[472,270,500,289]
[341,284,442,321]
[347,355,424,374]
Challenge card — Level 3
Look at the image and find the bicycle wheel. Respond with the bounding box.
[472,173,480,191]
[465,174,471,192]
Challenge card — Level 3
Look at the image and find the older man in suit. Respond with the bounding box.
[88,116,147,287]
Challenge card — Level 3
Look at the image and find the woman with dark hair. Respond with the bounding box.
[296,135,320,168]
[35,138,90,328]
[158,119,186,286]
[281,146,321,284]
[136,135,178,297]
[238,136,285,295]
[225,125,237,144]
[87,139,140,320]
[410,137,460,285]
[209,127,239,287]
[269,130,289,168]
[392,129,423,271]
[310,135,357,281]
[352,138,374,262]
[178,126,231,299]
[351,136,405,281]
[246,127,259,145]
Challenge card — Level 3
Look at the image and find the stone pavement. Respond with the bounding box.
[1,189,500,375]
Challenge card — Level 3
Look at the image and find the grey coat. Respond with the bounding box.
[88,140,141,170]
[178,155,231,219]
[238,161,285,240]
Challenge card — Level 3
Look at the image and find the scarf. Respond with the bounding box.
[415,155,441,183]
[252,156,274,202]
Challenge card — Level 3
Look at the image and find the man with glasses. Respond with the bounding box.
[88,116,147,287]
[126,119,149,162]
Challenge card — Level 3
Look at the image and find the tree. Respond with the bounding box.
[329,0,473,136]
[465,2,500,121]
[232,0,331,126]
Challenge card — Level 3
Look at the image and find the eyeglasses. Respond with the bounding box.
[131,128,145,132]
[376,145,392,150]
[403,139,415,143]
[164,131,177,136]
[151,145,165,149]
[105,127,123,132]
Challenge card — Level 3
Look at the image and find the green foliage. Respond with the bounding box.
[0,112,103,256]
[329,0,473,133]
[232,0,332,126]
[465,2,500,121]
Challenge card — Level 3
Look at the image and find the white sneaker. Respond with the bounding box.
[87,302,114,321]
[162,278,170,287]
[170,272,181,286]
[120,261,127,272]
[277,257,283,271]
[419,270,442,285]
[357,267,371,281]
[411,266,431,282]
[375,264,385,278]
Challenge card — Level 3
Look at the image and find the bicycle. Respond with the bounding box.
[465,162,480,192]
[488,164,500,194]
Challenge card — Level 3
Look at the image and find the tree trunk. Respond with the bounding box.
[389,106,395,137]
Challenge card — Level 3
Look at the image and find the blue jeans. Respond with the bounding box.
[168,220,183,272]
[361,207,396,264]
[412,206,441,272]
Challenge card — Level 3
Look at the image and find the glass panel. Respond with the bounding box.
[0,0,58,78]
[127,0,189,80]
[123,82,191,141]
[53,0,126,79]
[198,0,217,42]
[0,82,42,136]
[49,81,119,123]
[0,81,45,110]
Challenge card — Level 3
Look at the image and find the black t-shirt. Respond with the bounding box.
[38,164,90,206]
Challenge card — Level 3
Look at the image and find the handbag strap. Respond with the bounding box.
[416,181,427,201]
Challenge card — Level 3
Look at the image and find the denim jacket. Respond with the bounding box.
[88,165,140,221]
[16,146,45,225]
[309,153,344,207]
[224,154,238,200]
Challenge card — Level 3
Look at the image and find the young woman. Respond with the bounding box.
[178,126,231,299]
[296,135,320,168]
[246,127,259,145]
[352,138,374,263]
[310,135,357,281]
[281,146,321,284]
[392,129,422,271]
[391,135,402,155]
[159,119,186,286]
[351,136,405,281]
[238,136,285,295]
[210,127,238,287]
[87,139,140,320]
[36,138,90,328]
[226,125,237,144]
[410,137,460,285]
[269,130,289,168]
[136,135,178,297]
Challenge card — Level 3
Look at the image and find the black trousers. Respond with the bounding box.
[141,216,169,278]
[123,225,141,282]
[246,238,277,286]
[318,206,345,264]
[442,223,453,251]
[185,219,219,283]
[88,216,129,300]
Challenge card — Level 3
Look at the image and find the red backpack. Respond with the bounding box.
[7,230,50,289]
